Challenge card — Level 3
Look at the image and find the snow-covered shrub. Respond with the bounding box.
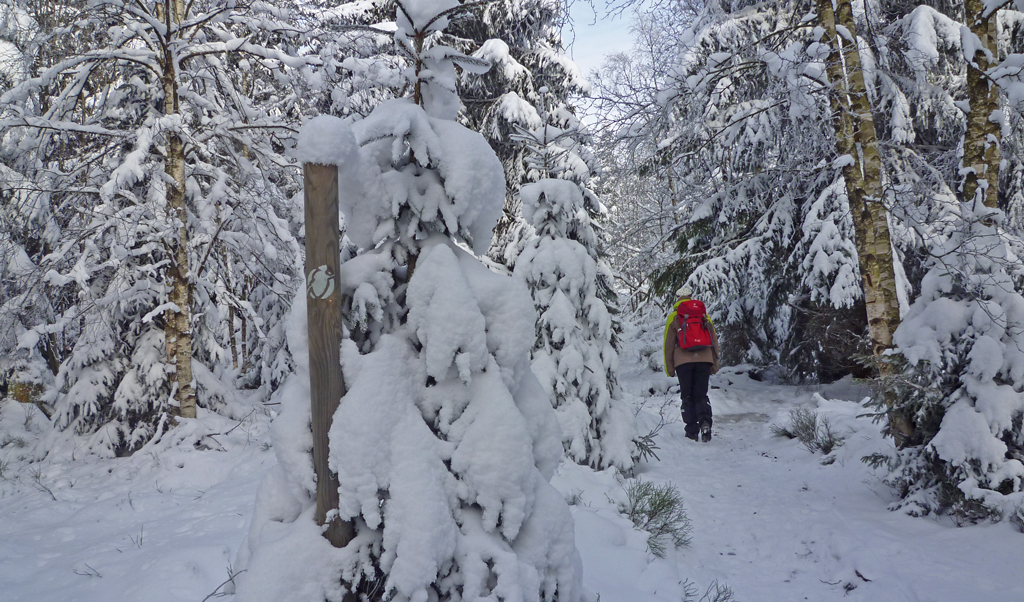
[43,201,176,455]
[771,407,844,455]
[620,480,692,558]
[235,2,584,600]
[868,203,1024,521]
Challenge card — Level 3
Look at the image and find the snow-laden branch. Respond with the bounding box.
[0,117,127,138]
[0,50,160,106]
[94,0,167,38]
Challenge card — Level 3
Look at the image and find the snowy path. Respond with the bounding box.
[562,368,1024,602]
[2,369,1023,602]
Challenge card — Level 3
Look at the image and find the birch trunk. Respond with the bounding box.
[161,0,197,419]
[817,0,909,442]
[962,0,1002,209]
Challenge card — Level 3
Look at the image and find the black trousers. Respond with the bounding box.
[676,362,713,438]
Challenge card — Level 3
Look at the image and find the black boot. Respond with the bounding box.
[682,396,699,441]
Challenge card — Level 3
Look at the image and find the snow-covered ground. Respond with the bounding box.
[2,326,1021,602]
[562,354,1024,602]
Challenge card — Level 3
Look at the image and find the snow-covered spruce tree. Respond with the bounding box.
[0,163,59,411]
[870,202,1024,523]
[284,0,407,118]
[0,1,102,418]
[511,97,637,471]
[449,0,589,269]
[862,0,1024,521]
[234,2,583,601]
[0,0,332,452]
[513,89,618,321]
[0,0,182,448]
[295,0,608,333]
[292,0,591,270]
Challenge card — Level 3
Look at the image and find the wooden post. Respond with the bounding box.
[303,162,353,549]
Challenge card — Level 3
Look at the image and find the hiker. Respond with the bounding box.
[663,285,720,442]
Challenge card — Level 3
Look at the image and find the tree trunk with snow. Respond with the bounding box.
[817,0,909,442]
[817,0,900,357]
[165,132,196,419]
[160,0,196,419]
[962,0,1002,209]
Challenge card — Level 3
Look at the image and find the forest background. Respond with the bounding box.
[2,0,1024,599]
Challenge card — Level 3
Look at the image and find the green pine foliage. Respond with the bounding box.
[621,480,693,558]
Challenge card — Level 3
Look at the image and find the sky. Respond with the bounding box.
[563,1,637,78]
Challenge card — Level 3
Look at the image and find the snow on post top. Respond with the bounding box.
[294,115,360,167]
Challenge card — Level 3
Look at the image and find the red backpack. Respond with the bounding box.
[677,300,712,351]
